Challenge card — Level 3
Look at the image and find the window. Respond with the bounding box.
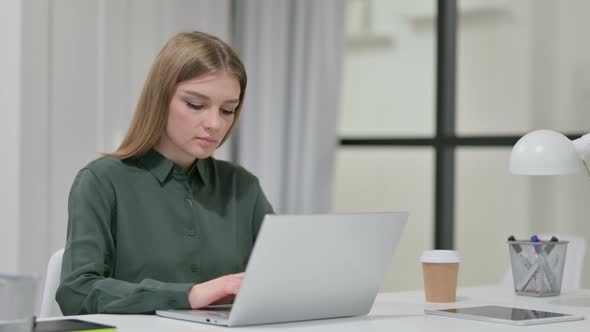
[333,0,590,290]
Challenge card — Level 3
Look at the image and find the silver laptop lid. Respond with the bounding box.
[228,212,408,326]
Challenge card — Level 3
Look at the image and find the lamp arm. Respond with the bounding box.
[573,133,590,176]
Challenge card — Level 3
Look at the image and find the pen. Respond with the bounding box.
[508,235,519,251]
[508,236,534,291]
[531,235,542,253]
[545,236,562,282]
[530,235,543,292]
[544,236,559,255]
[531,235,556,292]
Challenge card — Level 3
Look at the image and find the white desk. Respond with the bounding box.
[43,285,590,331]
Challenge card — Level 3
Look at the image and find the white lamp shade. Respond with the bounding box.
[510,129,581,175]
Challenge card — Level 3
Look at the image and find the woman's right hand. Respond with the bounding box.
[187,272,245,309]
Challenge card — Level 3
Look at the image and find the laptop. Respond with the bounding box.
[156,212,408,327]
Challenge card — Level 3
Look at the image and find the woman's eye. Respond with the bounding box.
[221,109,235,116]
[185,101,204,110]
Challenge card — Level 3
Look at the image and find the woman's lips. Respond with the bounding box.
[194,137,217,146]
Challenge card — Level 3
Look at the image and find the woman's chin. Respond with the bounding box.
[188,148,215,160]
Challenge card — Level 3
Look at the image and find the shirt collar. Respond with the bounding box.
[187,156,209,186]
[138,149,208,185]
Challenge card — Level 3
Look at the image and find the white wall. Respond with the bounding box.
[18,0,51,277]
[0,0,22,274]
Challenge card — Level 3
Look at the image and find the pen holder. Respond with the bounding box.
[508,241,568,297]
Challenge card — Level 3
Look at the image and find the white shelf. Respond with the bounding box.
[401,0,509,21]
[346,34,396,51]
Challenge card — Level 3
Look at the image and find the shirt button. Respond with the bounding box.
[190,264,198,272]
[188,229,195,236]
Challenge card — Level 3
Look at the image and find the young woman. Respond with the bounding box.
[56,31,274,315]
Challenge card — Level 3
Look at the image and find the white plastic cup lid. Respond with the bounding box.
[420,250,460,263]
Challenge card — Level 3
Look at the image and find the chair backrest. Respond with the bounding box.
[40,248,64,317]
[502,234,587,289]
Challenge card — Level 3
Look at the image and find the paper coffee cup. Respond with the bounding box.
[420,250,460,303]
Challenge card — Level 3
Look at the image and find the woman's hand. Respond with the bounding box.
[187,272,245,309]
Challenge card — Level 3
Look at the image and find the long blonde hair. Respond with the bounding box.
[107,31,247,159]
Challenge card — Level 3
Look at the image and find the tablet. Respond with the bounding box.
[424,305,584,326]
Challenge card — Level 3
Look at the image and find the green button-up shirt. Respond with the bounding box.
[56,149,273,315]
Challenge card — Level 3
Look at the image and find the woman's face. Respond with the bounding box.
[157,71,240,167]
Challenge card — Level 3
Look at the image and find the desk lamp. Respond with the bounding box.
[510,130,590,176]
[509,130,590,294]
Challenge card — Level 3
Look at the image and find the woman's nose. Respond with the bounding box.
[202,108,222,130]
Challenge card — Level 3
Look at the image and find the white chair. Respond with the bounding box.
[503,234,587,289]
[40,248,64,317]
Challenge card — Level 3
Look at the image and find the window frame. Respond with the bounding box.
[339,0,585,249]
